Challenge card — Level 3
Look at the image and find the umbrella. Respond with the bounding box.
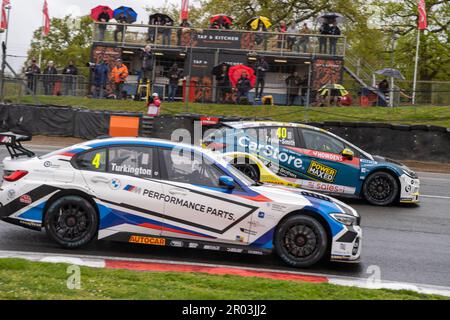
[210,14,233,26]
[113,6,138,24]
[319,84,349,97]
[317,12,345,24]
[149,13,174,24]
[228,65,256,88]
[91,5,113,21]
[246,16,271,30]
[212,63,231,76]
[375,68,405,80]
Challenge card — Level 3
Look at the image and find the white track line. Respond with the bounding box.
[421,195,450,199]
[1,249,450,297]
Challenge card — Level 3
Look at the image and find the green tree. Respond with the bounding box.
[26,15,93,77]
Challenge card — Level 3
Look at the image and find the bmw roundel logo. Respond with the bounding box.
[110,179,121,190]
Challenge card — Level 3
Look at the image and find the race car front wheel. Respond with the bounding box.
[362,171,399,206]
[234,163,260,182]
[274,215,328,268]
[44,196,98,249]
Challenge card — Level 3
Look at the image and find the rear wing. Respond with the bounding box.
[0,132,35,158]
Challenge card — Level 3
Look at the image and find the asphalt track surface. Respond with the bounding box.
[0,145,449,287]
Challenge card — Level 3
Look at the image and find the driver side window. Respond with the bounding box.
[302,130,345,154]
[161,148,224,188]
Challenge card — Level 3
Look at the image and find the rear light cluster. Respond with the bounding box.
[3,170,28,182]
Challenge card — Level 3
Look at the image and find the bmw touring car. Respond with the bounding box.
[203,121,420,206]
[0,132,361,267]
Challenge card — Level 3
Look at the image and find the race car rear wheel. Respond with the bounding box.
[362,171,399,206]
[274,215,327,268]
[44,196,98,249]
[234,163,260,182]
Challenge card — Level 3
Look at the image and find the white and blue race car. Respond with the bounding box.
[0,132,361,267]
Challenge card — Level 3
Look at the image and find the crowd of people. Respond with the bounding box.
[214,56,308,106]
[95,12,343,55]
[24,58,79,96]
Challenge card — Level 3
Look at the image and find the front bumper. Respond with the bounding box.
[399,174,420,203]
[330,225,362,263]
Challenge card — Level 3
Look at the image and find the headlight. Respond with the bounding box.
[402,168,418,179]
[330,213,357,226]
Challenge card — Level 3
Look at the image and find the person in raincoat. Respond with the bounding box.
[285,71,302,106]
[114,12,128,43]
[110,58,129,99]
[319,21,331,54]
[236,72,252,104]
[147,93,161,116]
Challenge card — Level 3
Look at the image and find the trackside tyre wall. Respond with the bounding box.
[274,214,328,268]
[44,195,99,248]
[362,170,399,206]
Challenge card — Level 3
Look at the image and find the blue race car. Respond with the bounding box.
[203,121,420,206]
[0,133,361,267]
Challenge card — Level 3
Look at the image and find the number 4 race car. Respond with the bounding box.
[0,132,361,267]
[203,121,420,206]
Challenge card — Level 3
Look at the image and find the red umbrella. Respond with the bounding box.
[228,65,256,88]
[91,5,113,21]
[210,14,233,26]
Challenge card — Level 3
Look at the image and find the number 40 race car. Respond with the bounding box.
[0,132,361,267]
[203,121,420,206]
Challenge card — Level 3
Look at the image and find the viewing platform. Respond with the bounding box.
[92,22,347,59]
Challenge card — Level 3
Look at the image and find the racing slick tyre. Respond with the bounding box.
[44,196,98,249]
[362,171,399,206]
[233,163,260,182]
[274,215,328,268]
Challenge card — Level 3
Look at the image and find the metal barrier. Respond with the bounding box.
[92,22,347,58]
[23,74,89,97]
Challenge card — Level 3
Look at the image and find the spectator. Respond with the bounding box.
[286,21,298,51]
[277,20,287,49]
[114,12,127,43]
[147,93,161,116]
[299,74,309,105]
[236,72,252,104]
[43,61,58,96]
[162,17,173,46]
[254,56,269,99]
[25,58,41,94]
[93,57,109,99]
[154,16,164,42]
[147,16,156,43]
[167,63,181,102]
[177,19,191,45]
[285,71,302,106]
[295,23,311,53]
[329,20,341,55]
[140,45,154,83]
[62,60,78,96]
[216,64,231,103]
[319,21,331,54]
[378,79,389,95]
[110,58,129,99]
[255,21,268,51]
[97,7,110,41]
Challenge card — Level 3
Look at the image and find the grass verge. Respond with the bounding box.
[8,95,450,128]
[0,258,447,300]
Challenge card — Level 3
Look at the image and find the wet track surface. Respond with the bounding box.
[0,146,449,287]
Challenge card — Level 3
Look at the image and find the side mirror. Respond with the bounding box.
[219,176,235,190]
[341,148,354,160]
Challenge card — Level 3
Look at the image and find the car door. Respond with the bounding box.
[75,145,165,238]
[158,147,258,245]
[295,128,361,195]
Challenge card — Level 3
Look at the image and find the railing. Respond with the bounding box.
[92,22,347,58]
[19,74,89,97]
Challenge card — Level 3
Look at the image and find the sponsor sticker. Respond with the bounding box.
[203,245,220,251]
[188,242,199,249]
[19,195,32,204]
[170,240,184,247]
[240,228,257,236]
[128,236,166,246]
[307,160,337,183]
[123,184,142,194]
